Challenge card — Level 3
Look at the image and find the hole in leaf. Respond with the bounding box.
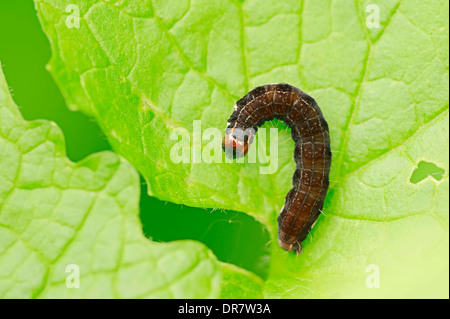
[410,161,445,183]
[139,178,271,279]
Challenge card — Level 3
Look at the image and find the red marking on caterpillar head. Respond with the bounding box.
[222,130,249,159]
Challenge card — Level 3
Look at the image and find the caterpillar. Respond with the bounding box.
[222,83,331,253]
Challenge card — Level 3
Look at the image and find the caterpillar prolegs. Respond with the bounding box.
[222,83,331,253]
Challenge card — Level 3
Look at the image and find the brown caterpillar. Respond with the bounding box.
[222,83,331,253]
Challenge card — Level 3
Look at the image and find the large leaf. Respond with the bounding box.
[34,0,449,297]
[0,66,221,298]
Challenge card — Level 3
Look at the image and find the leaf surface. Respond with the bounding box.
[0,66,221,298]
[34,0,449,297]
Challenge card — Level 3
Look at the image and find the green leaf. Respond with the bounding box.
[219,263,264,299]
[34,0,449,297]
[0,66,221,298]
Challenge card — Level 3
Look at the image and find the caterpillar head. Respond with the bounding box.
[222,127,255,159]
[277,238,303,254]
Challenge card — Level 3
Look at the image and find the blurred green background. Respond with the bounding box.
[0,0,271,279]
